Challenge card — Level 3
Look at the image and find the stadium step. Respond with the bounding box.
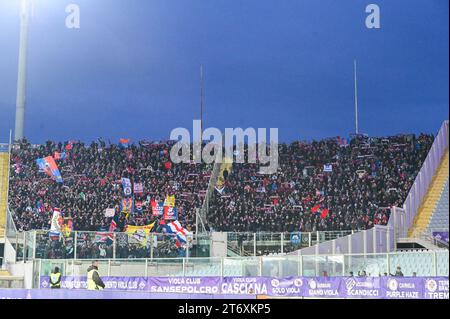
[0,270,11,276]
[409,150,449,237]
[0,153,10,240]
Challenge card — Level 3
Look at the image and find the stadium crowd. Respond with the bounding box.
[8,133,433,239]
[208,133,434,233]
[9,139,211,234]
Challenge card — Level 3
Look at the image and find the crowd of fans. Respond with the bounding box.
[9,139,211,234]
[208,133,434,233]
[8,133,433,241]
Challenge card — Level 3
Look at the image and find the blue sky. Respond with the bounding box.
[0,0,448,143]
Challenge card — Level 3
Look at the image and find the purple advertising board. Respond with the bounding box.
[433,232,449,243]
[381,277,423,299]
[340,276,382,299]
[148,277,222,294]
[423,278,449,299]
[0,289,254,299]
[38,276,449,299]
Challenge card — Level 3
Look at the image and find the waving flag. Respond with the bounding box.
[337,136,349,147]
[320,208,330,219]
[36,156,63,183]
[311,204,330,218]
[166,220,192,243]
[119,138,130,148]
[311,204,321,214]
[109,209,120,233]
[323,164,333,172]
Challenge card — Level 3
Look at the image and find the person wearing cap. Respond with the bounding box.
[87,260,105,290]
[50,267,62,289]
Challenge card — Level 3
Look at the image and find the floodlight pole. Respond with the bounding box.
[200,65,204,142]
[14,0,30,141]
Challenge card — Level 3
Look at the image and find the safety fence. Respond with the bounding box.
[6,229,358,262]
[7,229,211,262]
[227,231,353,256]
[32,250,448,285]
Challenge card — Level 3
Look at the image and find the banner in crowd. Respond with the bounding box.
[121,178,132,196]
[134,182,144,194]
[61,218,73,238]
[151,200,164,216]
[163,206,178,221]
[36,156,63,183]
[38,276,449,299]
[164,195,175,207]
[120,197,134,218]
[49,208,63,237]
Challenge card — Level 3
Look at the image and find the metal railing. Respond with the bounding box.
[8,229,212,262]
[6,228,359,262]
[227,231,354,256]
[399,121,449,236]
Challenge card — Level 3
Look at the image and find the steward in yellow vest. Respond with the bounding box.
[50,267,62,289]
[87,261,106,290]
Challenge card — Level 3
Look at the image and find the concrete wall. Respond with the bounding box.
[211,232,227,257]
[7,261,33,288]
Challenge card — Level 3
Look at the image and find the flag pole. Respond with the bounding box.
[200,65,204,142]
[354,60,359,134]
